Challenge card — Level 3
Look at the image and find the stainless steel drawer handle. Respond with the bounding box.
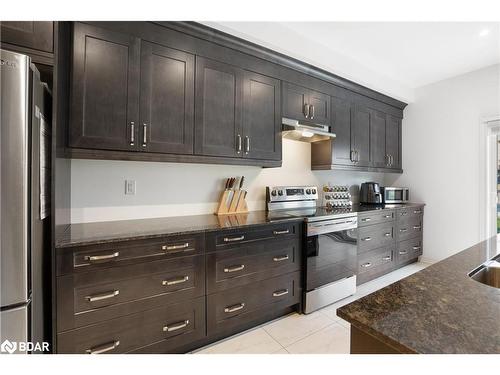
[224,303,245,313]
[361,218,371,222]
[273,255,289,262]
[361,237,372,241]
[162,243,189,251]
[382,256,392,261]
[384,232,392,237]
[86,340,120,354]
[272,289,289,297]
[86,290,120,302]
[399,250,408,255]
[384,214,392,219]
[84,252,119,262]
[412,246,421,251]
[224,264,245,273]
[273,229,290,235]
[361,262,372,268]
[223,235,245,243]
[414,210,422,214]
[401,212,408,216]
[400,228,408,232]
[162,276,189,286]
[413,225,422,230]
[163,319,190,332]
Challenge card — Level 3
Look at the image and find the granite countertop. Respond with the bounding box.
[337,237,500,354]
[55,202,425,248]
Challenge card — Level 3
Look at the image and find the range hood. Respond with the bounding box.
[282,117,336,143]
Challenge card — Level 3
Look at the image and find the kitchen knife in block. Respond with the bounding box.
[228,189,241,213]
[216,190,231,214]
[235,190,248,213]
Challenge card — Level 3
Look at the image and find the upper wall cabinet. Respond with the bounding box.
[385,114,402,170]
[282,82,330,125]
[0,21,53,53]
[70,23,140,151]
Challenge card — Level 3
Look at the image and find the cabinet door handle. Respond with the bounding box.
[361,236,372,241]
[351,150,355,162]
[86,340,120,354]
[272,289,289,297]
[391,155,394,166]
[414,210,422,214]
[273,229,290,235]
[384,214,392,218]
[142,123,147,147]
[309,105,315,119]
[130,122,135,145]
[361,217,371,222]
[399,250,408,255]
[400,228,408,232]
[245,136,250,154]
[86,290,120,302]
[273,255,289,262]
[382,256,392,261]
[412,246,421,251]
[162,275,189,286]
[84,252,119,263]
[162,242,189,252]
[361,262,372,268]
[224,302,245,313]
[413,225,422,230]
[355,150,360,162]
[401,211,408,216]
[224,264,245,273]
[304,104,310,118]
[384,232,392,237]
[163,319,190,332]
[223,235,245,243]
[237,134,242,153]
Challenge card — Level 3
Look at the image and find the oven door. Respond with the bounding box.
[305,227,358,292]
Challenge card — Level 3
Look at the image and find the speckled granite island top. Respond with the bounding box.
[337,237,500,354]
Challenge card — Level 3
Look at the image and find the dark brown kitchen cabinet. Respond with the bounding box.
[330,96,353,165]
[370,109,387,168]
[194,57,243,158]
[139,41,195,154]
[282,82,330,125]
[70,23,140,151]
[351,105,371,167]
[0,21,53,53]
[242,71,281,160]
[386,114,402,170]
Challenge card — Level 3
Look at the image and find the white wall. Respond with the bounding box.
[71,139,389,223]
[386,64,500,263]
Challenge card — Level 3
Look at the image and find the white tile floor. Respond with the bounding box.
[193,261,429,354]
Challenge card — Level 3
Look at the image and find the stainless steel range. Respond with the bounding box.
[266,186,358,313]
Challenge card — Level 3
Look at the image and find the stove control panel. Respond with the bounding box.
[323,185,352,208]
[266,186,319,202]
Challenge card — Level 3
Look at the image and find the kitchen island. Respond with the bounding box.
[337,237,500,354]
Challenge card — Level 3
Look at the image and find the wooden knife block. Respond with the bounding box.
[215,189,248,215]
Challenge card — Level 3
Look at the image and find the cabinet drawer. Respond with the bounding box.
[357,222,395,253]
[206,222,300,251]
[57,233,204,275]
[57,297,205,354]
[358,210,394,227]
[57,255,205,332]
[207,238,300,293]
[357,246,394,285]
[207,272,301,336]
[396,237,423,264]
[397,206,424,222]
[396,217,423,241]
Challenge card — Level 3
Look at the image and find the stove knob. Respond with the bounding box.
[312,189,317,195]
[278,190,284,196]
[306,189,311,194]
[271,190,277,196]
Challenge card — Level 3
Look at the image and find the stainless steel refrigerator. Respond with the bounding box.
[1,49,51,354]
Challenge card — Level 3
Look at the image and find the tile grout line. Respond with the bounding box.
[283,321,347,352]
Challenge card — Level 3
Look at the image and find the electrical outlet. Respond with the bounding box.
[125,180,136,195]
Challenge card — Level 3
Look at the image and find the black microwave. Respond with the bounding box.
[381,187,409,204]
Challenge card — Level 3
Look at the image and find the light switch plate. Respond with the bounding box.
[125,180,136,195]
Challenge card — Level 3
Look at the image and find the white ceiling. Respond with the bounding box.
[202,22,500,103]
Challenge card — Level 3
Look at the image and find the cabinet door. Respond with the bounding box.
[70,23,140,151]
[195,57,243,157]
[331,96,353,165]
[351,105,371,166]
[308,90,330,125]
[370,109,387,168]
[0,21,53,53]
[386,114,402,170]
[139,42,194,154]
[242,71,281,161]
[282,82,309,120]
